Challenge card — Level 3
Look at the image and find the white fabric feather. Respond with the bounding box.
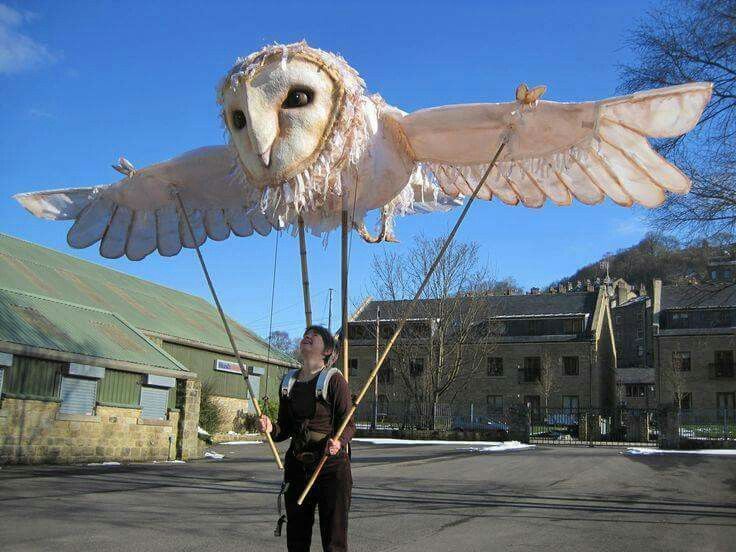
[399,82,712,209]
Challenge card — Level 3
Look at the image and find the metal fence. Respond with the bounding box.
[678,408,736,441]
[352,400,736,447]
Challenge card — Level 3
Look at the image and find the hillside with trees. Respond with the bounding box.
[551,232,736,290]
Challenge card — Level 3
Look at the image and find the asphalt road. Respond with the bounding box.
[0,441,734,552]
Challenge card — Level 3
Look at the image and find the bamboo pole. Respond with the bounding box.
[298,217,313,327]
[297,140,507,505]
[175,192,284,471]
[341,208,349,383]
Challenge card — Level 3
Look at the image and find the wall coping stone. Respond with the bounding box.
[137,418,172,427]
[56,413,101,423]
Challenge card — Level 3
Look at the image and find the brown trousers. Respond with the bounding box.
[284,452,352,552]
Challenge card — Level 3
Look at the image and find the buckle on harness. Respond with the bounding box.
[295,451,317,464]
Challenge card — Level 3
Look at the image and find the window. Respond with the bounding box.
[671,311,690,328]
[716,392,735,412]
[673,351,691,372]
[486,395,503,415]
[714,351,734,378]
[521,357,541,382]
[675,392,692,411]
[562,395,579,412]
[626,384,646,397]
[59,376,98,415]
[487,357,503,377]
[349,358,359,375]
[409,358,424,376]
[725,269,733,280]
[563,356,579,376]
[715,310,732,328]
[527,320,542,335]
[636,326,644,338]
[378,362,394,385]
[636,311,643,323]
[380,325,393,339]
[349,325,367,340]
[638,345,644,357]
[562,318,582,334]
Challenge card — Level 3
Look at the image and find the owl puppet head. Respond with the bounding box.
[218,42,373,228]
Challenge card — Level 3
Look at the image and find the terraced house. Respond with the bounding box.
[345,286,617,424]
[0,233,298,465]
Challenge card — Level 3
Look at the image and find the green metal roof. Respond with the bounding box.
[0,233,298,367]
[0,287,187,373]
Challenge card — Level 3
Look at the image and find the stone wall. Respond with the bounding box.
[211,395,251,433]
[0,397,181,465]
[177,379,201,461]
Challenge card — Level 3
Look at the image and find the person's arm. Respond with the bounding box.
[269,394,292,443]
[329,373,356,449]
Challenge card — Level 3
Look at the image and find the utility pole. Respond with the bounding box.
[372,305,380,430]
[327,288,334,332]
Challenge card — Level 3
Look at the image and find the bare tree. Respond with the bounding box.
[620,0,736,238]
[538,352,559,409]
[369,234,500,429]
[667,348,689,411]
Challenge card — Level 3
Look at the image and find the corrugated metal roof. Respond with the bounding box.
[0,233,297,366]
[0,287,186,372]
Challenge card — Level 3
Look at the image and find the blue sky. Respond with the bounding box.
[1,1,657,339]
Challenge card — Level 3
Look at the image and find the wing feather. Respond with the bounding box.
[99,206,133,259]
[399,82,711,210]
[14,145,274,260]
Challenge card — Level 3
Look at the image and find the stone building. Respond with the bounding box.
[652,279,736,412]
[344,286,617,422]
[0,233,298,464]
[609,280,656,408]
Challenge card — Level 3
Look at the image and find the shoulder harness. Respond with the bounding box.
[280,367,340,402]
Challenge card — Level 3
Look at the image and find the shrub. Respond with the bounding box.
[199,380,225,434]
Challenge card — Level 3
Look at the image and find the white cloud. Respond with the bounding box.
[0,3,55,74]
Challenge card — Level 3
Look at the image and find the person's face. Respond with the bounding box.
[300,329,330,362]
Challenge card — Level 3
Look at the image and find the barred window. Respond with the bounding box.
[487,357,503,377]
[563,356,579,376]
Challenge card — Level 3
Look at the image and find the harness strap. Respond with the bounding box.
[274,481,289,537]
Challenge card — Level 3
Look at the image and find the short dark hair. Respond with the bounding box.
[304,325,339,364]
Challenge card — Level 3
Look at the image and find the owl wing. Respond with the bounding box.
[396,82,712,208]
[14,146,275,261]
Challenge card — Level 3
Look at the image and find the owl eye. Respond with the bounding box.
[231,110,247,130]
[282,88,313,109]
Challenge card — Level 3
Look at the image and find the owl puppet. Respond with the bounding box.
[15,42,711,260]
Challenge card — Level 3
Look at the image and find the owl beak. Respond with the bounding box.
[259,147,272,168]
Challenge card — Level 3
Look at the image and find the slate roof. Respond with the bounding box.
[661,284,736,310]
[0,287,187,373]
[354,292,598,321]
[354,291,598,328]
[0,233,298,367]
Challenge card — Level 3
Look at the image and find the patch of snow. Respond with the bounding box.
[354,438,533,448]
[227,431,238,435]
[87,462,121,466]
[465,442,536,452]
[624,447,736,457]
[197,426,210,436]
[204,451,224,460]
[150,460,186,464]
[221,440,263,445]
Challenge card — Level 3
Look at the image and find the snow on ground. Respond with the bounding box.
[87,462,121,466]
[220,440,263,445]
[465,442,536,452]
[204,451,224,459]
[197,426,210,437]
[150,460,186,464]
[624,447,736,457]
[354,438,534,451]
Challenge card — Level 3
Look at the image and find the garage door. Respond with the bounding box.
[59,376,98,415]
[140,386,169,420]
